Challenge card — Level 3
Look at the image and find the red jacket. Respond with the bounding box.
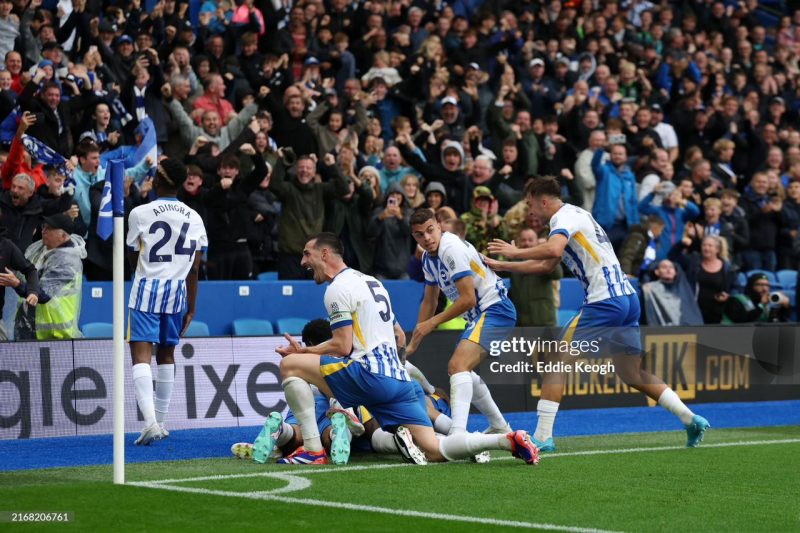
[1,135,47,191]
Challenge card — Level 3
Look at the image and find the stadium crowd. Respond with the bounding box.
[1,0,800,339]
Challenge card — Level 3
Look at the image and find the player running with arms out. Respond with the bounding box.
[276,233,538,465]
[486,177,710,452]
[405,208,515,438]
[126,159,207,445]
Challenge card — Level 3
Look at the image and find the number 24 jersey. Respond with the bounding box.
[127,198,208,314]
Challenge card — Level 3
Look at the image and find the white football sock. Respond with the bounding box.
[276,423,295,447]
[438,432,510,461]
[470,372,508,430]
[534,399,560,442]
[154,364,175,425]
[370,428,399,453]
[132,363,156,426]
[433,413,453,435]
[657,388,695,425]
[282,377,323,452]
[449,371,473,434]
[405,361,435,394]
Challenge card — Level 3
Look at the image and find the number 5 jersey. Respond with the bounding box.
[126,198,208,314]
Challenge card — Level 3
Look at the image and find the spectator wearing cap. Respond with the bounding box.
[192,73,236,126]
[722,273,790,324]
[8,213,85,340]
[97,34,138,88]
[639,181,700,261]
[367,183,412,280]
[0,221,39,340]
[648,103,679,163]
[460,186,508,255]
[523,57,558,118]
[591,140,639,249]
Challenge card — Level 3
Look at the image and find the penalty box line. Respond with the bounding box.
[127,437,800,533]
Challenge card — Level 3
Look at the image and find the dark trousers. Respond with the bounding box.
[207,244,253,280]
[278,252,312,280]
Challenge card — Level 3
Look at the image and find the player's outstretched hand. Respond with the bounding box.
[276,332,304,357]
[180,310,194,337]
[487,239,519,259]
[480,254,505,272]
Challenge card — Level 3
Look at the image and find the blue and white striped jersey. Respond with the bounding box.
[421,232,511,324]
[127,198,208,314]
[325,268,410,381]
[548,203,635,304]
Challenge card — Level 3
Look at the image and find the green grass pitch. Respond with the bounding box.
[2,426,799,532]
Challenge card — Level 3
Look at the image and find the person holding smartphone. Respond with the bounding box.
[368,184,412,280]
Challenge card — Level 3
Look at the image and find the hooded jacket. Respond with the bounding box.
[14,235,86,340]
[399,140,470,213]
[591,149,639,229]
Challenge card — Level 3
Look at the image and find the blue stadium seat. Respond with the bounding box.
[256,271,278,281]
[746,270,779,287]
[776,270,797,291]
[81,322,113,338]
[276,317,308,335]
[736,272,747,290]
[185,320,210,337]
[557,309,578,327]
[232,318,274,336]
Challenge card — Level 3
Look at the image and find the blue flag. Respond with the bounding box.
[131,117,158,182]
[20,134,74,186]
[97,159,125,240]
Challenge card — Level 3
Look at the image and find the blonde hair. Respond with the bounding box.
[705,235,729,262]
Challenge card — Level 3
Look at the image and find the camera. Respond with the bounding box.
[609,133,626,145]
[280,147,297,167]
[769,292,783,304]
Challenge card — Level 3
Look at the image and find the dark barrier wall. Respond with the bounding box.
[2,326,798,440]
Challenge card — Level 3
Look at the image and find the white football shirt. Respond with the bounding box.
[325,268,410,381]
[127,198,208,314]
[421,231,510,324]
[548,203,635,304]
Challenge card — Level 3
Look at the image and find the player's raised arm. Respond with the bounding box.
[302,325,353,357]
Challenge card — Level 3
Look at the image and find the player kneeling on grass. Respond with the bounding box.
[273,233,538,465]
[127,159,207,445]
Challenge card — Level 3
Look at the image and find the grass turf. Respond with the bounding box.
[2,426,799,532]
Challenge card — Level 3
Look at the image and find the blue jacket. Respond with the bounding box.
[639,193,700,260]
[591,149,639,229]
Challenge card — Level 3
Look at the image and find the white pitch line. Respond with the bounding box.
[128,480,621,533]
[126,437,800,532]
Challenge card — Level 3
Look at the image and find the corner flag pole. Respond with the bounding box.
[109,160,125,485]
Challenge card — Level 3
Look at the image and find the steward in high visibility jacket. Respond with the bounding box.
[12,213,85,340]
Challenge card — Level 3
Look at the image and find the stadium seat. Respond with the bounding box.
[557,309,578,327]
[736,272,747,290]
[776,270,797,291]
[256,271,278,281]
[185,320,210,337]
[747,270,779,287]
[276,317,308,335]
[232,318,274,336]
[81,322,113,338]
